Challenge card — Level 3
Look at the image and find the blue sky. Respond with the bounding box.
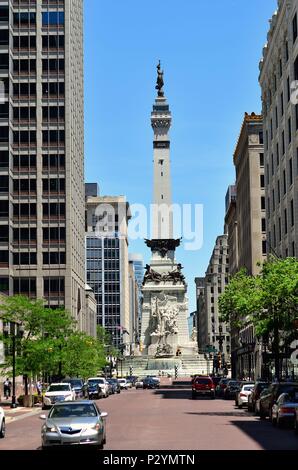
[84,0,277,312]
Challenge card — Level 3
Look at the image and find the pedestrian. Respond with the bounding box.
[3,378,12,400]
[36,379,42,396]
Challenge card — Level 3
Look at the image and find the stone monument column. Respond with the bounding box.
[140,63,196,358]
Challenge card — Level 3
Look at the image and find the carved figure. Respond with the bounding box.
[155,61,164,97]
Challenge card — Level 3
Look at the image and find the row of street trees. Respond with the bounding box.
[0,295,116,389]
[219,257,298,380]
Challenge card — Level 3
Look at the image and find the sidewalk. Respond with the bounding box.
[0,398,42,424]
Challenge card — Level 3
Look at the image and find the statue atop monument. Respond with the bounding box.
[155,60,164,97]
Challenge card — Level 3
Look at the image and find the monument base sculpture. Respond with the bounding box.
[140,239,198,358]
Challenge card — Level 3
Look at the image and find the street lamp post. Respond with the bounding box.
[3,321,24,408]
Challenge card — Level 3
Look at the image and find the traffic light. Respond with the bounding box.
[174,365,178,379]
[129,366,133,376]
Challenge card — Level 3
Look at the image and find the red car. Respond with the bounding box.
[192,376,215,399]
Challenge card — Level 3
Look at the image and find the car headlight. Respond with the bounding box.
[44,425,58,433]
[91,423,102,431]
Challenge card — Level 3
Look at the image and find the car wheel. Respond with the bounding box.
[192,392,196,400]
[277,417,284,429]
[268,407,273,422]
[0,419,5,438]
[294,420,298,435]
[272,416,277,427]
[238,403,243,409]
[259,406,266,420]
[97,441,104,450]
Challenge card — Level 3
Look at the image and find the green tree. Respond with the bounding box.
[61,332,107,379]
[219,258,298,379]
[0,295,75,385]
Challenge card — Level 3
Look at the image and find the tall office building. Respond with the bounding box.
[259,0,298,258]
[233,113,267,274]
[85,189,132,351]
[128,253,143,337]
[199,235,230,361]
[0,1,86,327]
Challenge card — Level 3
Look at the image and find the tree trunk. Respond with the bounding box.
[274,320,280,381]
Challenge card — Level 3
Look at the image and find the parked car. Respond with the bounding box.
[247,381,269,412]
[62,378,86,399]
[259,382,298,420]
[235,382,255,407]
[192,376,215,399]
[42,383,76,410]
[107,379,120,394]
[118,378,129,390]
[216,378,229,397]
[236,383,254,408]
[86,380,103,400]
[271,391,298,428]
[126,376,138,386]
[255,388,269,415]
[224,380,241,399]
[87,378,109,399]
[125,379,133,389]
[0,407,5,438]
[143,377,160,389]
[40,401,108,449]
[146,376,160,385]
[135,378,144,389]
[106,381,113,396]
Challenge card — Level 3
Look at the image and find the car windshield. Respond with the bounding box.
[48,385,70,392]
[243,385,254,391]
[88,380,101,386]
[49,404,97,418]
[118,379,125,383]
[228,381,239,386]
[196,378,211,384]
[65,380,82,387]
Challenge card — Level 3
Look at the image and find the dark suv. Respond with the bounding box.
[192,376,215,399]
[247,381,269,412]
[259,382,298,419]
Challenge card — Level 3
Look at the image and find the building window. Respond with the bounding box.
[278,180,281,203]
[293,12,297,43]
[282,131,285,155]
[287,76,290,102]
[13,12,36,26]
[259,131,263,144]
[43,252,66,265]
[260,174,265,188]
[42,12,64,26]
[281,92,284,116]
[283,169,286,195]
[288,117,292,144]
[284,209,288,234]
[261,196,265,210]
[259,153,264,167]
[261,218,266,233]
[13,278,36,296]
[291,199,295,227]
[13,252,36,265]
[289,158,293,186]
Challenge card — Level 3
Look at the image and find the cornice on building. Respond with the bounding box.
[233,112,263,165]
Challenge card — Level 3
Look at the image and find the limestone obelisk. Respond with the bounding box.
[140,63,196,358]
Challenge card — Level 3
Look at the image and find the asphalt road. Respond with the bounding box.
[0,385,298,450]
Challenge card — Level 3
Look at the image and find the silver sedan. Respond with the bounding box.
[40,401,108,449]
[272,392,298,428]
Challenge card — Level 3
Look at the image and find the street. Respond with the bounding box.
[0,381,298,450]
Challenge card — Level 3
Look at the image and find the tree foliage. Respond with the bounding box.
[219,258,298,339]
[0,295,110,380]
